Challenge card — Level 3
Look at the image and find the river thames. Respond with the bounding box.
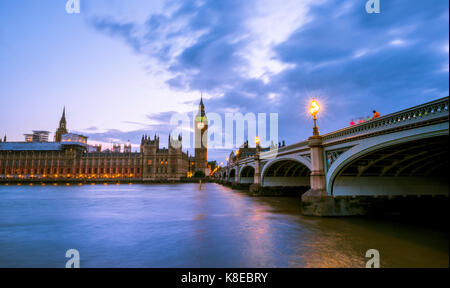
[0,183,447,268]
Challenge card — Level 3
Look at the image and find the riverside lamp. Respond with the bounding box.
[310,99,320,136]
[255,136,260,153]
[255,136,261,160]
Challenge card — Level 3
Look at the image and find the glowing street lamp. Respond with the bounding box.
[309,99,320,136]
[255,136,261,155]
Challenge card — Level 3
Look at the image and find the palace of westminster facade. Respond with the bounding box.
[0,99,210,181]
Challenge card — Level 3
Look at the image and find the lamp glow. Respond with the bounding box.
[310,100,320,116]
[310,99,320,136]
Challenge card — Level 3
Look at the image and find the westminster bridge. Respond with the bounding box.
[216,97,449,216]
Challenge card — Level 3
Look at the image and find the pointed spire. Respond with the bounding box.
[58,106,67,131]
[197,92,206,117]
[60,106,66,124]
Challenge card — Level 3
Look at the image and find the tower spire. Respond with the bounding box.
[55,106,68,142]
[198,93,205,117]
[59,106,67,127]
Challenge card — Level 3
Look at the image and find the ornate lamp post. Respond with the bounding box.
[234,150,240,185]
[250,136,262,195]
[302,99,328,215]
[254,136,261,183]
[310,99,320,136]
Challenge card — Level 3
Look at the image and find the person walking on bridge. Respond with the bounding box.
[372,110,380,119]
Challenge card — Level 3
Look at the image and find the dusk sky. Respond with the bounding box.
[0,0,448,162]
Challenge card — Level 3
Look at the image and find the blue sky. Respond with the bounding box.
[0,0,448,162]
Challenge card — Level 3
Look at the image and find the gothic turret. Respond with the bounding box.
[55,107,68,142]
[198,94,206,117]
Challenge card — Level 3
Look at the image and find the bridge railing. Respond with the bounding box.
[232,140,310,166]
[230,97,448,167]
[321,96,449,144]
[259,140,309,160]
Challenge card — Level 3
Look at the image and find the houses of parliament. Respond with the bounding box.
[0,99,210,181]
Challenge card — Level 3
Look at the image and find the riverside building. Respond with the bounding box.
[0,99,209,181]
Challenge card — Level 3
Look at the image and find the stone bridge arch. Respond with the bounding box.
[326,124,449,196]
[239,165,255,184]
[228,168,236,183]
[261,155,311,187]
[220,170,226,180]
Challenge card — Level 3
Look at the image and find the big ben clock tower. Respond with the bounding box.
[195,96,208,176]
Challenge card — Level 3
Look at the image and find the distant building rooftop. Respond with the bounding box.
[0,142,62,151]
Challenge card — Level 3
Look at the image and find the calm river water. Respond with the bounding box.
[0,183,447,268]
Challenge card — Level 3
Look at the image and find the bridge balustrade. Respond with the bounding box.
[321,97,449,143]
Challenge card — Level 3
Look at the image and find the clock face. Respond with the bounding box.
[196,116,206,122]
[197,122,205,129]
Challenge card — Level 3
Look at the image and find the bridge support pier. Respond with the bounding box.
[249,184,262,195]
[249,149,262,195]
[301,135,331,216]
[301,196,370,216]
[301,135,364,216]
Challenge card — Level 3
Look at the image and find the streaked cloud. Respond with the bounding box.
[0,0,448,162]
[85,0,450,158]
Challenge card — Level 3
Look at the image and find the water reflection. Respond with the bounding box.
[0,183,447,268]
